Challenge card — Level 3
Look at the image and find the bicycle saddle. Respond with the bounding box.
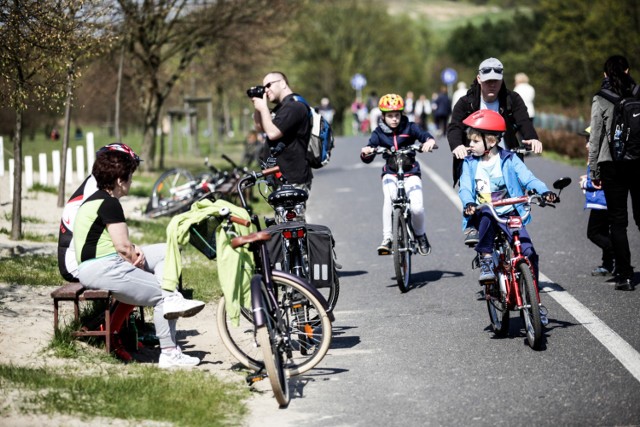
[267,185,308,208]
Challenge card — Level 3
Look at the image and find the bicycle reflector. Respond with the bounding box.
[282,228,305,239]
[507,217,523,229]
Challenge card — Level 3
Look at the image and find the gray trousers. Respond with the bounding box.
[78,243,176,349]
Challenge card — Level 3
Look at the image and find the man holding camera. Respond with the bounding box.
[249,71,312,191]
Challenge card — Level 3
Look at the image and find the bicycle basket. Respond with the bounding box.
[189,216,220,260]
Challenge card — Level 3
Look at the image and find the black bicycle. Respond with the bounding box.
[213,168,333,390]
[262,183,340,313]
[145,154,242,218]
[372,143,433,292]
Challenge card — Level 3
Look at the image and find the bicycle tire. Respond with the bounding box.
[216,272,332,376]
[517,261,543,349]
[486,271,510,337]
[256,324,290,407]
[145,168,196,218]
[392,207,411,292]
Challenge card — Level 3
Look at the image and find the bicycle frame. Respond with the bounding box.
[479,195,540,308]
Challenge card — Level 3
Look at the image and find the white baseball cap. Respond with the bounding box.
[478,57,504,82]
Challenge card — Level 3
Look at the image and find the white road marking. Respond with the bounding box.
[420,160,640,383]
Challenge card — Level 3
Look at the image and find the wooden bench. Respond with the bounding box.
[51,283,113,353]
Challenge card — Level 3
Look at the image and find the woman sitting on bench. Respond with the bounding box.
[73,145,205,368]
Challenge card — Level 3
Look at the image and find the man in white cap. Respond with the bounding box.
[447,57,543,245]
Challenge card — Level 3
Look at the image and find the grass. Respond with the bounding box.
[0,364,248,427]
[0,255,63,286]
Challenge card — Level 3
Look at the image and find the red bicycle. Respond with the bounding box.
[476,177,571,349]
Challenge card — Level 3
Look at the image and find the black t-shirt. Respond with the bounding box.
[269,93,312,185]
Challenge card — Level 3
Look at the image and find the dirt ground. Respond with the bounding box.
[0,175,300,426]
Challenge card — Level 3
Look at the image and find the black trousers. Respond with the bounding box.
[600,160,640,278]
[587,209,614,270]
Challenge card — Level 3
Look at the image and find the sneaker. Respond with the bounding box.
[163,291,205,320]
[478,256,496,284]
[591,266,613,276]
[416,234,431,256]
[539,306,549,326]
[158,347,200,368]
[377,238,392,256]
[614,276,634,291]
[464,227,479,247]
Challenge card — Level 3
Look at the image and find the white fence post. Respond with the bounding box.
[0,136,4,176]
[24,156,33,189]
[76,145,85,181]
[39,153,47,186]
[8,159,14,201]
[65,148,73,184]
[52,150,61,186]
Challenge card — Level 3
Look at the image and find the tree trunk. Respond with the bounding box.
[115,45,124,142]
[58,68,74,208]
[11,110,23,240]
[140,94,161,171]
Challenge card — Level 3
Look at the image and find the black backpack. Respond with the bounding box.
[597,84,640,161]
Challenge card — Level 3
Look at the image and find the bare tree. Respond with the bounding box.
[0,0,115,239]
[115,0,296,171]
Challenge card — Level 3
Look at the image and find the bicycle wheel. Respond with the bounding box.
[256,322,290,407]
[517,261,543,349]
[145,168,195,218]
[216,272,332,376]
[486,271,510,337]
[392,207,411,292]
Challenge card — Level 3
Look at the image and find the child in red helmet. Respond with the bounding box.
[360,93,437,256]
[459,110,557,324]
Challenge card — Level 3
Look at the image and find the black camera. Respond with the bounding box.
[246,85,265,98]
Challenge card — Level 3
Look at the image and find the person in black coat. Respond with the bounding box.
[448,57,543,187]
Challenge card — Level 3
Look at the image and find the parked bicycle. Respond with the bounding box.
[210,168,333,402]
[477,177,571,350]
[374,143,436,292]
[261,183,340,313]
[145,155,243,218]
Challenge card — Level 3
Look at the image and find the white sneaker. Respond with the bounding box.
[163,291,205,320]
[158,347,200,368]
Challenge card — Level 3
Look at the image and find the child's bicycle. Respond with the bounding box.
[373,143,436,292]
[475,177,571,350]
[212,168,333,406]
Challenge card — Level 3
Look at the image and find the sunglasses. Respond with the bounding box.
[479,67,504,75]
[264,79,282,89]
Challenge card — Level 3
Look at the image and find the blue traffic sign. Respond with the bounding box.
[351,73,367,91]
[441,68,458,85]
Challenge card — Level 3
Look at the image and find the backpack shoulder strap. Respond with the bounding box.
[597,88,621,104]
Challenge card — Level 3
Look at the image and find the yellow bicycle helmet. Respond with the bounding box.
[378,94,404,112]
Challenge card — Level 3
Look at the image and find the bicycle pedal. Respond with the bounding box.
[246,372,267,385]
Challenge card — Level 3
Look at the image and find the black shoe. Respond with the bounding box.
[377,238,392,256]
[614,276,634,291]
[417,234,431,255]
[464,228,479,247]
[591,266,614,276]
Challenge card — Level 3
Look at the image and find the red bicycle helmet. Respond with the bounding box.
[97,143,141,165]
[462,109,506,133]
[378,94,404,112]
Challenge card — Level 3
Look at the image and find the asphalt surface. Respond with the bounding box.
[260,134,640,426]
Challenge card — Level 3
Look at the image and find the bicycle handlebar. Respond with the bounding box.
[474,193,549,224]
[236,165,282,210]
[371,142,438,156]
[229,215,251,227]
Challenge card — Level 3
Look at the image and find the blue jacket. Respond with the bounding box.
[361,115,433,177]
[581,166,607,210]
[458,147,550,230]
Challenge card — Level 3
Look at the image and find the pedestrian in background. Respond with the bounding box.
[513,72,536,123]
[588,55,639,291]
[579,127,614,276]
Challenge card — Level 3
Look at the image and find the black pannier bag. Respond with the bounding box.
[265,222,337,289]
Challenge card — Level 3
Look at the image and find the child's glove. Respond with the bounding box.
[464,202,477,216]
